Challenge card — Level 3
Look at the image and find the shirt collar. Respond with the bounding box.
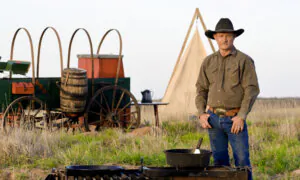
[230,47,237,57]
[215,46,237,57]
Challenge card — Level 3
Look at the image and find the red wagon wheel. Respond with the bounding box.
[1,96,44,133]
[84,85,140,131]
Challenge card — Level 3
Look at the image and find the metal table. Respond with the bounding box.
[137,102,168,127]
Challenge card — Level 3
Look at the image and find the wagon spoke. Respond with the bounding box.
[89,111,102,116]
[111,85,117,111]
[85,85,140,130]
[115,91,125,112]
[117,100,133,115]
[89,119,105,126]
[118,110,137,116]
[10,105,16,121]
[27,101,32,117]
[93,100,108,113]
[100,91,111,113]
[33,101,43,118]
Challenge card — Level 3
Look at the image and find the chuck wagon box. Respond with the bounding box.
[78,54,125,78]
[12,82,35,94]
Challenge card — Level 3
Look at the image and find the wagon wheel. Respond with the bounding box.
[43,110,68,132]
[2,96,44,133]
[40,109,85,133]
[84,85,140,131]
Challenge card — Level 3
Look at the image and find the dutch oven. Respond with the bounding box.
[164,138,212,167]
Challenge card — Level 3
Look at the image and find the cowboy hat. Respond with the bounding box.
[205,18,244,39]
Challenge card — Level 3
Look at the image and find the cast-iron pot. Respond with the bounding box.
[65,165,124,176]
[164,149,212,167]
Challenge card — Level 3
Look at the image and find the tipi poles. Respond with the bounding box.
[164,8,215,97]
[196,8,215,53]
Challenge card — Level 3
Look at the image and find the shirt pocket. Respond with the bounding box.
[206,66,218,84]
[229,66,240,86]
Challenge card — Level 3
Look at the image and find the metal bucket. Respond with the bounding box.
[58,68,88,113]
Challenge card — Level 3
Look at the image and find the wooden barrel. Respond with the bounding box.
[60,68,88,113]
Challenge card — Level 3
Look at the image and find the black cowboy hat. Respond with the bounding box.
[205,18,244,39]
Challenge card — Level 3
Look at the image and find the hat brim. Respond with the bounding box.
[205,29,244,39]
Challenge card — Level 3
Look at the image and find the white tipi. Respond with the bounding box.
[161,8,215,119]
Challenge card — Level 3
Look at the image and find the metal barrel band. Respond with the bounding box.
[56,81,87,98]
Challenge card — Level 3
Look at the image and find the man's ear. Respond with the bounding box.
[213,34,217,39]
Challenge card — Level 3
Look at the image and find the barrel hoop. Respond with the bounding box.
[60,83,88,87]
[60,89,87,98]
[63,72,86,76]
[60,94,86,100]
[62,75,87,80]
[61,104,86,109]
[60,92,87,98]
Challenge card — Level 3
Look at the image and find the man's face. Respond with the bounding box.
[213,32,235,51]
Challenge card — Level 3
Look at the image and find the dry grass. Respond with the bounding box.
[0,98,299,179]
[0,129,62,166]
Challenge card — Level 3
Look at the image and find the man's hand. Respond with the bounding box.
[199,113,212,129]
[231,116,244,134]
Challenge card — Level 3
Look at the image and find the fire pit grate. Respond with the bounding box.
[46,165,249,180]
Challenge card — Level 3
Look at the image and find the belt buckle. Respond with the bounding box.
[215,108,226,117]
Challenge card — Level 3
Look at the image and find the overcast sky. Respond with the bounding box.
[0,0,299,99]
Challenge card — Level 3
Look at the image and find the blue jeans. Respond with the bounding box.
[207,110,252,180]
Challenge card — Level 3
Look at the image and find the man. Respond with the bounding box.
[195,18,259,180]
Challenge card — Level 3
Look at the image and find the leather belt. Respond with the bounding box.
[208,107,240,117]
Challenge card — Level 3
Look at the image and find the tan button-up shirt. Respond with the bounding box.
[195,47,260,119]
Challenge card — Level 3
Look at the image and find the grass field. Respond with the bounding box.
[0,98,299,179]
